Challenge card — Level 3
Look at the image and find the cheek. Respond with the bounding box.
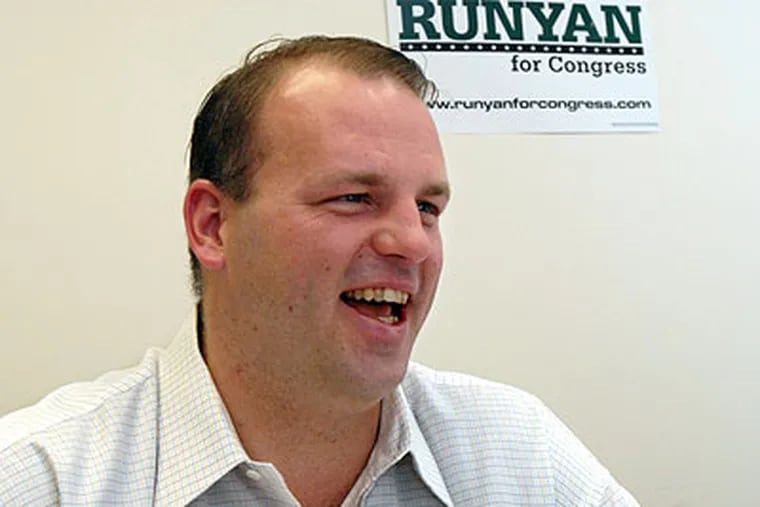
[271,225,347,284]
[426,237,444,273]
[243,208,370,282]
[225,217,310,289]
[252,218,316,263]
[424,260,443,291]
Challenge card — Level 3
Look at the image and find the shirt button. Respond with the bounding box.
[246,468,262,481]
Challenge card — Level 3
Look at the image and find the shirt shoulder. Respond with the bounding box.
[402,362,640,506]
[0,349,162,506]
[402,362,545,426]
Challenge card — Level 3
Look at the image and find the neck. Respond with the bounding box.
[199,302,382,506]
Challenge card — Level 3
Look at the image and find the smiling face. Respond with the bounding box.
[213,63,449,405]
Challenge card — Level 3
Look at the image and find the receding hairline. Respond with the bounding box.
[245,55,435,183]
[258,58,433,125]
[250,52,431,121]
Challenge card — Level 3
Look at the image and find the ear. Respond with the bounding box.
[183,179,227,271]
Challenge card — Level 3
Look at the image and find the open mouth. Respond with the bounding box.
[339,288,410,325]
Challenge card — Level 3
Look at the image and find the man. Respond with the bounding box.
[0,36,639,506]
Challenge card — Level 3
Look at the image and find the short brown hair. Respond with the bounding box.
[187,35,436,298]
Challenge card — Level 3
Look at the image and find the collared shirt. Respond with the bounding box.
[0,313,639,506]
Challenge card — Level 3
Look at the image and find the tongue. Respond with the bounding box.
[344,299,393,319]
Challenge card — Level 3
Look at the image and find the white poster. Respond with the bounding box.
[385,0,660,133]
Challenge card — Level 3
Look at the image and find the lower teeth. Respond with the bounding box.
[377,316,398,324]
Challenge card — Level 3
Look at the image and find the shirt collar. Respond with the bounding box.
[367,382,454,506]
[153,309,452,506]
[404,395,454,506]
[154,310,248,505]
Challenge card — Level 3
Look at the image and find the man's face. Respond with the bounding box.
[218,64,449,404]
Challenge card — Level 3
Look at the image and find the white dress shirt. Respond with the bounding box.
[0,312,639,506]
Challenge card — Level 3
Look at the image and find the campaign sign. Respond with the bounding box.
[386,0,660,133]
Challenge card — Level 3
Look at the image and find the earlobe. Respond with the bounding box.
[184,179,226,271]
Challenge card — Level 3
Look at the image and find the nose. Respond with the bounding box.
[370,204,434,263]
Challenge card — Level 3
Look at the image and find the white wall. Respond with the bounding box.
[1,2,758,506]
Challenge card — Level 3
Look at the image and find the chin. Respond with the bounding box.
[347,358,411,403]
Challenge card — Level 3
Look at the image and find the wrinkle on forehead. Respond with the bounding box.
[317,170,451,201]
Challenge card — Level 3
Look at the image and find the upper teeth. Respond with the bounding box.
[345,288,410,305]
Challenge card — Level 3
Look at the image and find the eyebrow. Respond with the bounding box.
[424,181,452,200]
[319,171,451,200]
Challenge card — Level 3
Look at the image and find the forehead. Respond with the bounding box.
[260,62,437,143]
[253,62,446,184]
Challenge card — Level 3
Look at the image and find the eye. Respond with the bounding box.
[417,200,440,216]
[336,193,370,204]
[325,193,374,213]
